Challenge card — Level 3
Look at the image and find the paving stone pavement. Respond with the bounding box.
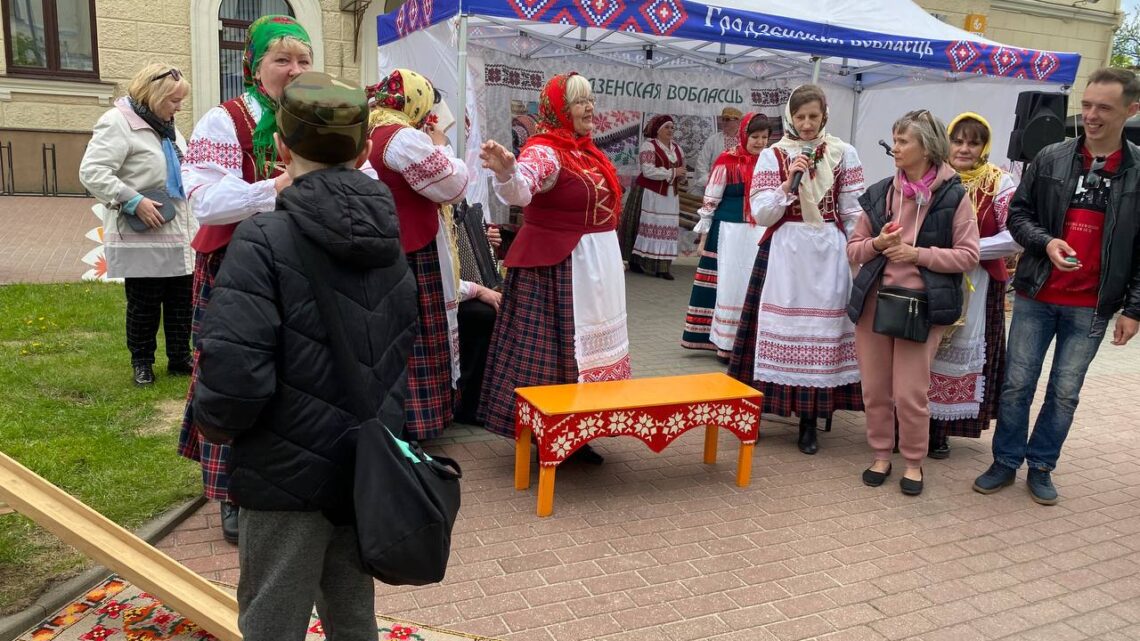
[6,198,1139,641]
[158,266,1140,641]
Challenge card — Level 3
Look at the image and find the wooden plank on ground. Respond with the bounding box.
[0,451,240,641]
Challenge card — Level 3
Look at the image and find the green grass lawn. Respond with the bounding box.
[0,282,200,615]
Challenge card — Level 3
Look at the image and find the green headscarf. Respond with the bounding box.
[242,15,312,179]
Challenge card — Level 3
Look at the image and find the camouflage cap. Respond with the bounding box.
[277,71,368,164]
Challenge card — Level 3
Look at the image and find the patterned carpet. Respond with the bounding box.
[17,576,501,641]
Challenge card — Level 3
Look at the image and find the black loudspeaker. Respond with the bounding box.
[1008,91,1067,162]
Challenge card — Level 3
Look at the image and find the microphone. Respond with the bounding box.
[788,145,813,194]
[878,139,894,157]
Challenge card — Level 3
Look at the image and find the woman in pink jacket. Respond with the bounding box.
[846,110,979,496]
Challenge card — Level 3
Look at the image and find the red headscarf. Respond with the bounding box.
[524,73,623,205]
[712,112,767,221]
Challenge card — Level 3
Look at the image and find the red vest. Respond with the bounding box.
[370,123,440,254]
[190,98,282,254]
[505,160,620,269]
[759,147,845,245]
[635,140,683,196]
[974,192,1010,283]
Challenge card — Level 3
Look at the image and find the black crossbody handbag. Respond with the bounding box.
[873,285,930,343]
[289,220,462,586]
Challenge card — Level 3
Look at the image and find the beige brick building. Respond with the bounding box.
[0,0,1124,194]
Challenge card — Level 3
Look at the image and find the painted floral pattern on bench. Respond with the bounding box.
[515,397,760,466]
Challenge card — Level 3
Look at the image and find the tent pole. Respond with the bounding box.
[811,56,821,83]
[456,13,470,161]
[850,87,860,145]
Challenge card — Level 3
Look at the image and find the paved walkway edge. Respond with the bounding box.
[0,495,207,641]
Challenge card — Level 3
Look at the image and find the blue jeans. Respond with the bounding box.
[992,296,1106,471]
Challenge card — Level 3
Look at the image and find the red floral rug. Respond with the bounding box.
[17,576,500,641]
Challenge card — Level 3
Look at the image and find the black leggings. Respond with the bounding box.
[124,275,192,366]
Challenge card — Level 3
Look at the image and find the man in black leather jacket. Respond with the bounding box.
[974,67,1140,506]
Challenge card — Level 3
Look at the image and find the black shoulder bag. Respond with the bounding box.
[288,220,462,586]
[872,184,930,343]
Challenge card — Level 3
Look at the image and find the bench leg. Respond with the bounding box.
[703,425,718,464]
[515,425,532,491]
[736,443,755,487]
[537,466,556,517]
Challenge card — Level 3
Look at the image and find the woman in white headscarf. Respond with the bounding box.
[727,84,866,455]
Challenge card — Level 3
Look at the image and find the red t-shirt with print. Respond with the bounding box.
[1036,147,1122,308]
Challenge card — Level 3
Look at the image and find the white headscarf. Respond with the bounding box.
[772,86,848,227]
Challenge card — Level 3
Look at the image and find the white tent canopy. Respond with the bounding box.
[377,0,1078,211]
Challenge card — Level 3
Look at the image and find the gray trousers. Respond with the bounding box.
[238,509,376,641]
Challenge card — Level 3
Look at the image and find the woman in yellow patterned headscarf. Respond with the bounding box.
[368,68,437,130]
[926,112,1020,459]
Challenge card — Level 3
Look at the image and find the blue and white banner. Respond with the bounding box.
[378,0,1079,84]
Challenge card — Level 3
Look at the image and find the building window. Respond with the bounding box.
[1,0,98,79]
[219,0,293,102]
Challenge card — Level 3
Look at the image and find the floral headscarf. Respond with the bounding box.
[367,69,436,131]
[947,111,1004,211]
[772,85,846,227]
[525,73,622,205]
[643,114,674,140]
[243,15,311,179]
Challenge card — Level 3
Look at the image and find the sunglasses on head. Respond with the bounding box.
[150,68,182,83]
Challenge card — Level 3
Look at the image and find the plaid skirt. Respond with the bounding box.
[617,184,644,262]
[478,258,578,437]
[681,217,721,351]
[405,244,455,441]
[932,281,1007,439]
[727,240,864,418]
[177,249,231,502]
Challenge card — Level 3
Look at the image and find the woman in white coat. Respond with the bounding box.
[79,63,196,387]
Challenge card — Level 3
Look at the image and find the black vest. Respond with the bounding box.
[847,175,967,326]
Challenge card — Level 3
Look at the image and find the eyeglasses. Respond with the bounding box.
[1086,156,1107,188]
[571,97,596,107]
[150,68,182,83]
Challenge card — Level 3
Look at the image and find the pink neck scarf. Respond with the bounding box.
[897,164,937,204]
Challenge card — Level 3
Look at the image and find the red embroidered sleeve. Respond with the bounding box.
[516,145,560,195]
[751,169,782,192]
[404,149,454,191]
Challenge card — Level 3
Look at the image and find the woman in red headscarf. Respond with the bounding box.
[628,114,685,279]
[682,113,771,357]
[478,73,629,464]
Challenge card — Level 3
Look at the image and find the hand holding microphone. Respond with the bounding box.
[785,146,814,195]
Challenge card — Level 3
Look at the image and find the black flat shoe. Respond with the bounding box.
[628,262,644,274]
[797,417,818,455]
[900,468,924,496]
[133,363,155,386]
[862,463,892,487]
[656,272,676,281]
[567,443,605,465]
[220,502,239,544]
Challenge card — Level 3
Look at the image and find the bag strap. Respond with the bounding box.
[287,218,379,424]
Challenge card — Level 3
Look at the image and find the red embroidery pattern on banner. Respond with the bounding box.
[404,150,452,190]
[185,139,242,169]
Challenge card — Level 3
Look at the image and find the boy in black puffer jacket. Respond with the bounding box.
[191,72,417,641]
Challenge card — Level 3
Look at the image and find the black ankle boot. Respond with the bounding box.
[797,417,818,455]
[928,435,950,459]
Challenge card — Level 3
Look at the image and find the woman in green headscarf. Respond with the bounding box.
[178,14,313,546]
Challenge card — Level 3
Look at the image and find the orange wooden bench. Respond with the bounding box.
[513,372,762,517]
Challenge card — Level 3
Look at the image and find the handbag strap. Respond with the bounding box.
[287,218,379,424]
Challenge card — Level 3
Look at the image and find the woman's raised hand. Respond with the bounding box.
[480,141,515,180]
